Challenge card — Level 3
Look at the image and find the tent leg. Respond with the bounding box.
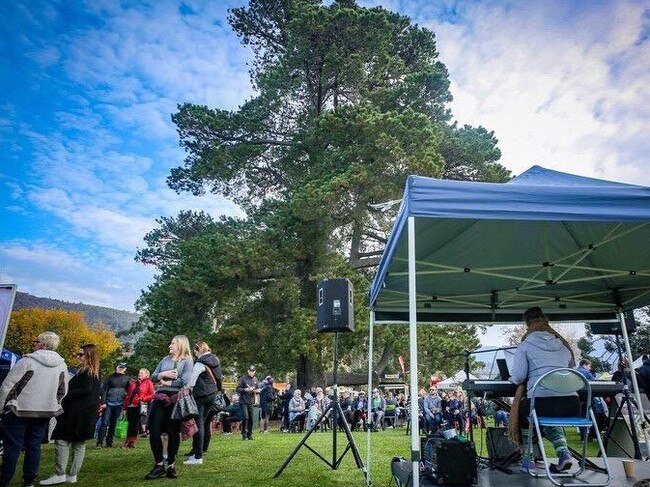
[408,217,420,487]
[618,310,650,458]
[365,310,375,486]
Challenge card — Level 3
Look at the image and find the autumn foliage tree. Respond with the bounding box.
[6,308,121,373]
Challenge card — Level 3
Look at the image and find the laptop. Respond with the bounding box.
[496,358,510,380]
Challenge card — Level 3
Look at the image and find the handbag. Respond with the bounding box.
[115,417,128,439]
[139,402,149,415]
[211,391,227,413]
[171,387,198,420]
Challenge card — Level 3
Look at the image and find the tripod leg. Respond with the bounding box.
[336,403,366,472]
[602,400,625,450]
[274,405,335,477]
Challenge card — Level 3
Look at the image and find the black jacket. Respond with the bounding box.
[53,371,102,441]
[259,383,276,407]
[637,359,650,392]
[193,353,222,398]
[223,401,242,421]
[236,374,260,405]
[102,373,130,404]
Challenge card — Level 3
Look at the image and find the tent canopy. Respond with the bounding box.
[370,166,650,323]
[437,370,478,388]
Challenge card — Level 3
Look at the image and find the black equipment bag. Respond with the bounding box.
[391,457,412,487]
[423,437,477,486]
[486,427,520,462]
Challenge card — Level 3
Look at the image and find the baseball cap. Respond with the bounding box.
[116,362,127,368]
[248,365,256,371]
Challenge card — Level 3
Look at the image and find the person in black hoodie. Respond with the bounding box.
[97,362,130,448]
[258,376,276,434]
[184,341,222,465]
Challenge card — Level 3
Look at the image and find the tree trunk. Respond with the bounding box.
[296,353,325,391]
[373,342,394,378]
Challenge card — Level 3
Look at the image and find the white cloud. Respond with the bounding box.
[0,240,155,310]
[11,0,649,318]
[417,1,650,184]
[0,242,81,270]
[27,46,61,67]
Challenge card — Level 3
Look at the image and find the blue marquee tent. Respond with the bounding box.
[366,166,650,486]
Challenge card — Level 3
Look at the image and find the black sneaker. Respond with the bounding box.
[166,466,178,479]
[144,464,166,480]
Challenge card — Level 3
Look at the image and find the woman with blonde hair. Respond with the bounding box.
[145,335,193,480]
[41,344,102,485]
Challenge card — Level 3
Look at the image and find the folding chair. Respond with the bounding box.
[527,367,611,487]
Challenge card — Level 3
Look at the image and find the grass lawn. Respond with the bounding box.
[10,424,600,487]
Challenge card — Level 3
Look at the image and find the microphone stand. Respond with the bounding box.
[448,346,517,443]
[450,346,517,474]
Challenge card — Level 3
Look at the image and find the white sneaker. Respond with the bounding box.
[40,474,67,485]
[183,456,203,465]
[66,475,77,483]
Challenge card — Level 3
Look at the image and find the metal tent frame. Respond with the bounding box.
[364,167,650,486]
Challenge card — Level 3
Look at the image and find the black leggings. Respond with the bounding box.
[126,407,140,438]
[148,398,181,465]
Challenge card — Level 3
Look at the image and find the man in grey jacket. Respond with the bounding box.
[0,331,68,487]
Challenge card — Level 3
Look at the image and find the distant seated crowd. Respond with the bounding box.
[281,387,408,433]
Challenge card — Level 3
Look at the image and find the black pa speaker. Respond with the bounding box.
[432,439,478,485]
[316,279,354,333]
[589,310,637,335]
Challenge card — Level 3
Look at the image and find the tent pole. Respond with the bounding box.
[365,310,375,486]
[618,310,650,457]
[408,216,420,486]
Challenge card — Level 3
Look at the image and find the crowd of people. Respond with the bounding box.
[0,307,647,484]
[0,330,422,485]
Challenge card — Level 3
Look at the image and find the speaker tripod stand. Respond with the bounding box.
[274,333,368,481]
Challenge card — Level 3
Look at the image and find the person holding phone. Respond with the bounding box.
[144,336,193,480]
[236,365,260,440]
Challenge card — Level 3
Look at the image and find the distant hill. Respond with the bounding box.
[12,291,140,333]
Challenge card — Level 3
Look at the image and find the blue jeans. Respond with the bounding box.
[97,403,122,447]
[0,413,49,487]
[425,412,443,432]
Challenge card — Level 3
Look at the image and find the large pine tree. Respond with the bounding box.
[135,0,509,388]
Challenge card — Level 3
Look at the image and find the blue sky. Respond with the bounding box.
[1,0,649,345]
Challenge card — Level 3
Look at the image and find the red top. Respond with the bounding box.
[123,378,155,408]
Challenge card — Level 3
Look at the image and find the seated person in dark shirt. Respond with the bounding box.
[339,391,354,427]
[219,393,243,434]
